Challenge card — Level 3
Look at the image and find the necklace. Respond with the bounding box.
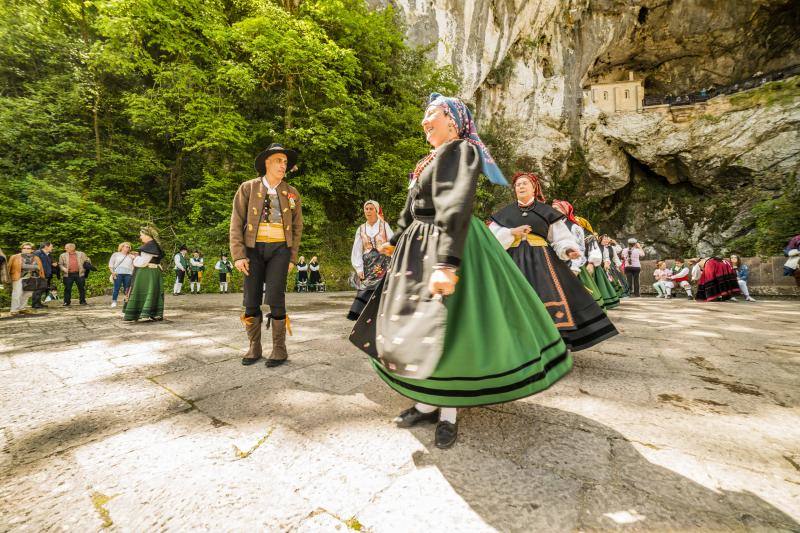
[518,198,536,217]
[411,150,438,182]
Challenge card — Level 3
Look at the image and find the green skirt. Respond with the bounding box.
[352,217,572,408]
[593,266,621,309]
[124,267,164,321]
[577,266,605,309]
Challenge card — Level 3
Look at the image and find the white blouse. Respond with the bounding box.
[487,219,580,262]
[108,252,134,275]
[133,253,155,267]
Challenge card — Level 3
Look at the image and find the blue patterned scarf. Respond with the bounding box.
[427,93,507,185]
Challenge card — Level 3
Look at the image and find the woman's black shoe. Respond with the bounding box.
[435,421,458,449]
[393,407,439,428]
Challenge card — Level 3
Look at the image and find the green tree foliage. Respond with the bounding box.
[0,0,457,291]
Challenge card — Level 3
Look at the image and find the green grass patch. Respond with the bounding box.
[728,76,800,109]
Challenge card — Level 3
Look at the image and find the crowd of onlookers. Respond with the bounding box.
[0,234,796,316]
[0,240,328,317]
[587,233,800,303]
[0,242,97,316]
[642,65,800,107]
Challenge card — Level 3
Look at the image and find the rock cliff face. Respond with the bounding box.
[374,0,800,256]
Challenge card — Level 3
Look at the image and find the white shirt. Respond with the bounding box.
[109,252,134,275]
[601,244,622,267]
[487,219,579,262]
[190,257,204,269]
[351,220,395,274]
[691,263,703,281]
[174,253,187,271]
[133,253,155,267]
[261,177,279,195]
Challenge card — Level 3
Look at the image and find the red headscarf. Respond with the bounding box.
[511,172,546,203]
[551,199,577,224]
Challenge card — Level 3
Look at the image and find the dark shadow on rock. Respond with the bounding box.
[404,402,798,532]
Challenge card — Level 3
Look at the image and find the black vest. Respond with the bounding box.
[139,240,163,265]
[490,202,565,238]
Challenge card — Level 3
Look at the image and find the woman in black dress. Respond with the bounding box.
[489,172,618,351]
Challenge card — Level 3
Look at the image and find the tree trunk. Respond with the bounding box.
[168,150,184,211]
[285,75,294,130]
[93,91,101,162]
[80,1,101,162]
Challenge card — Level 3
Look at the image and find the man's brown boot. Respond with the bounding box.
[241,314,263,365]
[265,315,291,368]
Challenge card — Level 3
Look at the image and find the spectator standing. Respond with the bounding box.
[621,238,645,297]
[32,242,53,309]
[730,255,756,302]
[173,245,189,295]
[58,243,90,306]
[9,242,45,316]
[109,242,135,308]
[189,250,205,293]
[214,253,234,293]
[0,247,10,291]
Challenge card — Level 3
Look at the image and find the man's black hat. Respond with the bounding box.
[254,143,299,176]
[179,245,188,251]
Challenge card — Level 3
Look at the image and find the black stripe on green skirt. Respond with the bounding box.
[371,344,573,408]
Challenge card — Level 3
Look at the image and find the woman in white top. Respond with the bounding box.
[108,242,135,308]
[347,200,394,320]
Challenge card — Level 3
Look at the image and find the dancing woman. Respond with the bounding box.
[551,200,605,309]
[488,172,617,351]
[348,200,394,320]
[350,94,572,449]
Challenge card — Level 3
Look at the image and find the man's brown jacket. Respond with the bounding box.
[229,178,303,263]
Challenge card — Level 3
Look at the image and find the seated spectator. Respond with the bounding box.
[729,255,755,302]
[669,258,693,300]
[780,249,800,287]
[9,242,45,316]
[652,260,673,298]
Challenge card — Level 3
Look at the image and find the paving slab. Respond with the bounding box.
[0,292,798,531]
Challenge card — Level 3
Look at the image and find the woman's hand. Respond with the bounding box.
[586,263,595,275]
[510,225,532,237]
[358,271,365,280]
[603,259,611,269]
[567,248,581,260]
[428,268,458,297]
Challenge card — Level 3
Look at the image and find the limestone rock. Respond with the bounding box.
[374,0,800,255]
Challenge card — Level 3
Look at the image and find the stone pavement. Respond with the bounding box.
[1,292,799,532]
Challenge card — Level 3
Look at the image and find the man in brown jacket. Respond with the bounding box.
[58,243,91,306]
[230,143,303,367]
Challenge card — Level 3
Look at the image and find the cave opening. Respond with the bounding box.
[637,6,648,25]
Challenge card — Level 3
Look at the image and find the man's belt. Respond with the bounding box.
[256,222,286,243]
[511,234,548,248]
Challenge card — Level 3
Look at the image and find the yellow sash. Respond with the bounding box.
[510,234,548,248]
[256,222,286,243]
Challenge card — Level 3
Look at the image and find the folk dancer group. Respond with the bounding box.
[121,90,752,451]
